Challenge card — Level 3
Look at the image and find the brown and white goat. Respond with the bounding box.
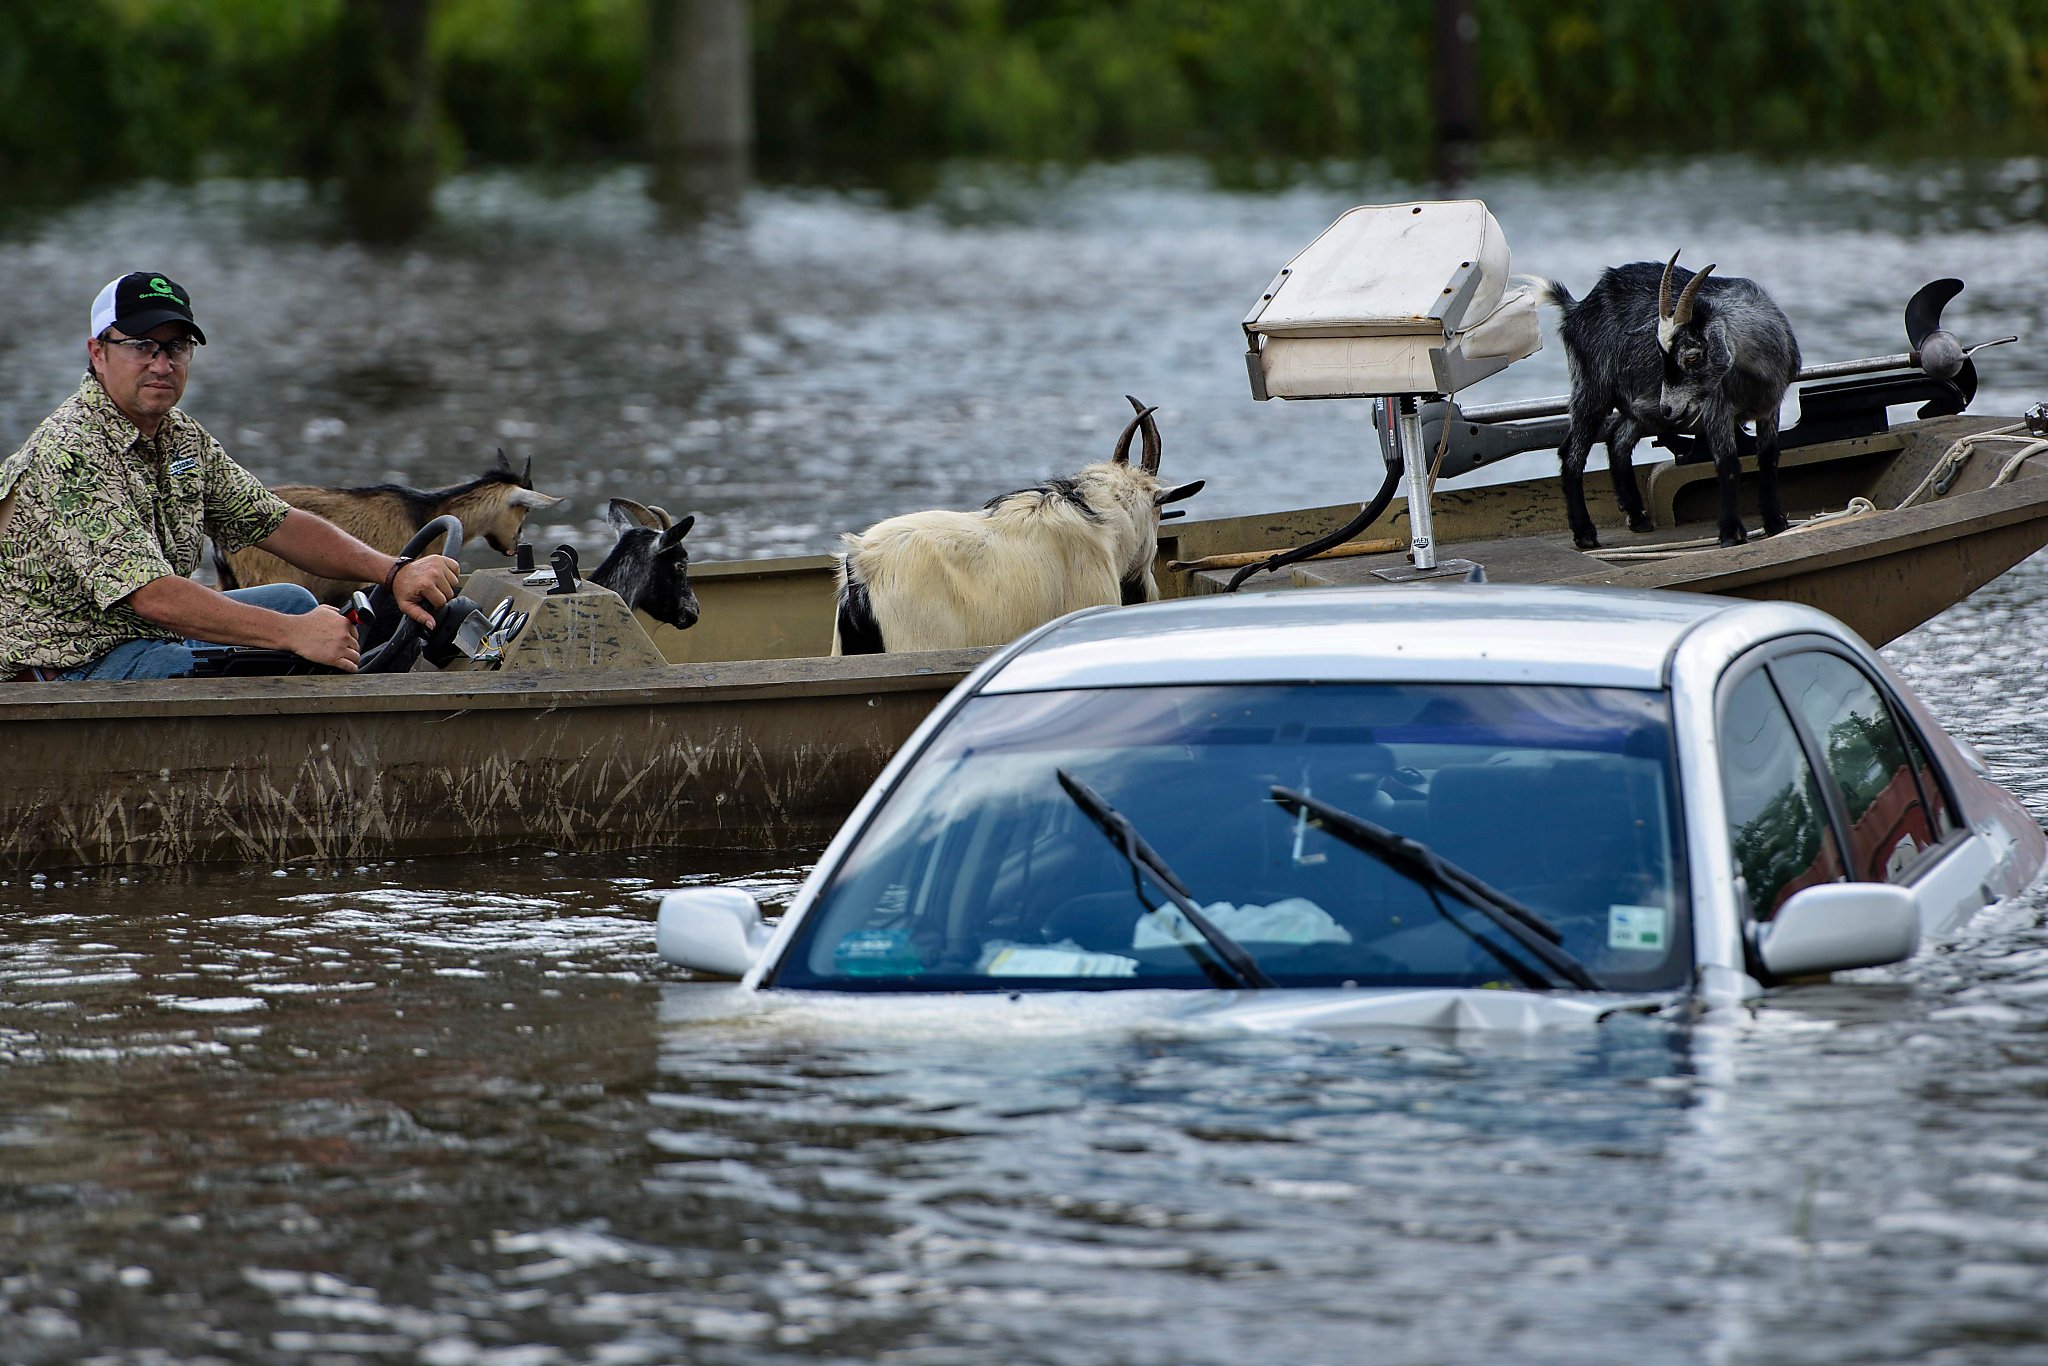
[832,397,1203,654]
[215,449,562,602]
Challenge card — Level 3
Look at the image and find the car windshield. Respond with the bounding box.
[772,682,1690,993]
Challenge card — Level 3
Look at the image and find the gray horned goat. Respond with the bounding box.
[215,448,562,601]
[1527,251,1801,549]
[832,396,1203,654]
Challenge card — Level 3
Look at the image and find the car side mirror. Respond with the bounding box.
[1757,882,1920,981]
[656,888,774,977]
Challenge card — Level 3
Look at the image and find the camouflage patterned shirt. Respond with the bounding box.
[0,375,290,672]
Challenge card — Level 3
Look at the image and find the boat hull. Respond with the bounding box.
[1,654,978,870]
[8,413,2045,871]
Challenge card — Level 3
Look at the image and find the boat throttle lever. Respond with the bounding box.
[422,597,493,668]
[547,545,580,595]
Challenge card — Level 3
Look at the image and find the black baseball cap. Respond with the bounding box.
[90,272,206,345]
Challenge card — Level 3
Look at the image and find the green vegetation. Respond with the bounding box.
[4,0,2046,201]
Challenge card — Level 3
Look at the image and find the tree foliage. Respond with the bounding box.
[3,0,2045,201]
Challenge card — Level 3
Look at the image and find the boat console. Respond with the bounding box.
[1242,200,1541,402]
[1241,199,1545,581]
[187,518,670,678]
[456,563,667,672]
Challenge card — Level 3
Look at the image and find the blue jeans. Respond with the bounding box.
[60,584,321,681]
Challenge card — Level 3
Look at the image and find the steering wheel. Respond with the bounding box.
[357,514,465,674]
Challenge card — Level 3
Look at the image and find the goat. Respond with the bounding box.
[1528,251,1801,549]
[587,498,700,631]
[832,396,1203,654]
[216,448,562,601]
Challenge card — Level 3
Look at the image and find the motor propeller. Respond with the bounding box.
[1904,278,2018,412]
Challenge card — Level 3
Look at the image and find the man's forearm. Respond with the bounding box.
[255,509,396,587]
[125,575,307,649]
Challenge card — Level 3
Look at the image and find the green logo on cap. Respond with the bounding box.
[141,276,184,305]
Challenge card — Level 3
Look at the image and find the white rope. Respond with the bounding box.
[1892,423,2009,511]
[1987,436,2048,488]
[1782,496,1878,532]
[1587,497,1882,561]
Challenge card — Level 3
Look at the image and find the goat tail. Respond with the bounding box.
[212,544,240,591]
[832,558,886,655]
[1512,273,1573,314]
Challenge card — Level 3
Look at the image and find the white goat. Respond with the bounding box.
[832,397,1203,654]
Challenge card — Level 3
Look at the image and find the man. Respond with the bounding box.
[0,272,460,681]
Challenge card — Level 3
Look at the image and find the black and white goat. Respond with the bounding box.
[588,498,700,631]
[832,397,1203,654]
[1530,251,1801,549]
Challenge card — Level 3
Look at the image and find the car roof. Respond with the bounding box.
[978,584,1769,693]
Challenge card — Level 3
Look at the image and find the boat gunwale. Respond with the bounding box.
[1194,416,2048,600]
[1572,469,2048,590]
[0,649,989,723]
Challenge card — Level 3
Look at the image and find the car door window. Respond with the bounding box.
[1719,668,1846,920]
[1895,707,1959,844]
[1770,650,1949,881]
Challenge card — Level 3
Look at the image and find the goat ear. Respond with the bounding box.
[1154,479,1204,506]
[607,497,666,531]
[510,488,561,510]
[1705,322,1734,375]
[656,515,696,555]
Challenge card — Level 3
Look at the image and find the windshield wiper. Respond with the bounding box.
[1056,769,1275,990]
[1270,786,1606,992]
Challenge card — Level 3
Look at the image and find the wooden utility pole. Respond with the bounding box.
[647,0,753,210]
[1433,0,1479,185]
[333,0,439,241]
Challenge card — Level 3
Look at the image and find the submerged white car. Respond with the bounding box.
[655,586,2046,1030]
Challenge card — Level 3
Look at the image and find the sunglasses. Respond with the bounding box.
[100,335,200,365]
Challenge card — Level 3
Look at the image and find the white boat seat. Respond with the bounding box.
[1245,200,1543,400]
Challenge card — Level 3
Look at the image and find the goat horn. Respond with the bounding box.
[1112,412,1141,465]
[1672,263,1715,329]
[1658,251,1681,321]
[494,446,512,473]
[608,497,667,530]
[1129,395,1163,473]
[1112,395,1161,470]
[521,453,532,486]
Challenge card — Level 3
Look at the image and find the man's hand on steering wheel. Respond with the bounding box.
[392,554,462,627]
[285,604,363,673]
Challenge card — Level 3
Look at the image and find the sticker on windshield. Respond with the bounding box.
[832,927,925,977]
[1608,904,1669,951]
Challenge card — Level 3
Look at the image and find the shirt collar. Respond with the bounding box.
[76,372,186,453]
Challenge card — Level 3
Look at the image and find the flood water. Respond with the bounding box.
[5,154,2047,561]
[5,155,2048,1363]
